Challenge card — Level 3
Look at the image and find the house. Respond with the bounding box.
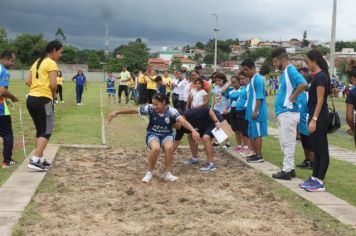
[147,58,169,71]
[173,55,197,71]
[219,60,239,71]
[159,47,194,63]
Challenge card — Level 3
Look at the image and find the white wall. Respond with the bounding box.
[10,70,108,82]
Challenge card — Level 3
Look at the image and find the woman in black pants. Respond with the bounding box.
[299,49,330,192]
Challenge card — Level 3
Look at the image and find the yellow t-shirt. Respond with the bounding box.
[163,76,173,93]
[29,58,58,99]
[56,76,64,86]
[138,75,147,84]
[146,76,157,90]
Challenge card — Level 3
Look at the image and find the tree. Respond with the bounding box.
[113,38,149,71]
[260,61,271,75]
[55,28,66,45]
[60,45,78,64]
[193,53,203,63]
[302,30,309,48]
[195,42,205,49]
[105,58,124,72]
[169,57,182,71]
[14,33,47,67]
[87,51,101,69]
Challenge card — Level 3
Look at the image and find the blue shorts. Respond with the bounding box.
[145,133,174,148]
[247,120,268,139]
[107,88,116,95]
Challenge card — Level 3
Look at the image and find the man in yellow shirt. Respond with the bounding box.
[118,66,131,104]
[162,70,173,104]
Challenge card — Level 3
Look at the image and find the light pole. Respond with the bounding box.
[213,14,219,72]
[329,0,337,76]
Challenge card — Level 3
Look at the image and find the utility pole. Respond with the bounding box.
[329,0,337,76]
[105,24,110,57]
[213,14,219,72]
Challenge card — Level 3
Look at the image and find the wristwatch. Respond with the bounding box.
[312,117,318,121]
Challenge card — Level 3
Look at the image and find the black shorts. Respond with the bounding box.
[236,109,248,137]
[300,133,313,151]
[118,85,129,97]
[26,95,54,140]
[230,108,239,132]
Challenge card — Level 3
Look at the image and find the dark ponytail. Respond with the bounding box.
[306,49,331,94]
[36,40,63,78]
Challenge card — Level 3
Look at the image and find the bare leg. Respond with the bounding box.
[188,134,198,158]
[253,137,262,155]
[235,132,242,146]
[202,135,214,163]
[148,139,161,171]
[34,137,49,157]
[162,140,174,172]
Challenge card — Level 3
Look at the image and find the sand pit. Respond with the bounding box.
[21,147,332,236]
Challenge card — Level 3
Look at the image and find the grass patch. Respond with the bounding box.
[12,202,43,236]
[262,136,356,207]
[258,173,356,236]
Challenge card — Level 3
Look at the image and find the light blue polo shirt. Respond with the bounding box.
[245,74,268,122]
[275,65,307,116]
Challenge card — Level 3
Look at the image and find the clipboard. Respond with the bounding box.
[211,120,234,144]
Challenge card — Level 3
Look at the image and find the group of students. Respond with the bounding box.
[0,40,355,193]
[109,47,356,192]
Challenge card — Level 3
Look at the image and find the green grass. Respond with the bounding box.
[266,94,356,150]
[258,173,356,236]
[261,136,356,207]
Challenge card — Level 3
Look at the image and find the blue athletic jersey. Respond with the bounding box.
[138,104,180,136]
[74,75,86,85]
[236,86,247,111]
[297,92,309,135]
[275,65,306,116]
[245,74,268,122]
[0,64,10,116]
[106,77,115,89]
[225,87,238,108]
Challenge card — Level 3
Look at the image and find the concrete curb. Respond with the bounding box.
[223,148,356,227]
[0,144,59,236]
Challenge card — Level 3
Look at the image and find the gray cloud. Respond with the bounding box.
[0,0,354,51]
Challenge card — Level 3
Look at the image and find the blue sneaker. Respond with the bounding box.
[299,177,314,188]
[184,158,199,165]
[304,180,325,192]
[200,163,217,172]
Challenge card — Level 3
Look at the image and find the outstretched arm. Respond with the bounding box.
[109,108,138,122]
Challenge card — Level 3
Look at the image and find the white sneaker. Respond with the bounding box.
[77,103,80,105]
[161,172,178,182]
[61,101,64,103]
[142,171,154,183]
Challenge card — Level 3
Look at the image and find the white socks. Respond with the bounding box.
[31,156,44,163]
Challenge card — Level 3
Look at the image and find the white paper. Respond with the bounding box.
[211,128,228,144]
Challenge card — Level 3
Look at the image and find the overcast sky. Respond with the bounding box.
[0,0,354,52]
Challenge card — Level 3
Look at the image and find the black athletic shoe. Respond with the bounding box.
[296,160,310,169]
[247,155,264,163]
[9,159,16,165]
[42,159,52,167]
[27,160,47,171]
[272,171,291,180]
[290,169,296,178]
